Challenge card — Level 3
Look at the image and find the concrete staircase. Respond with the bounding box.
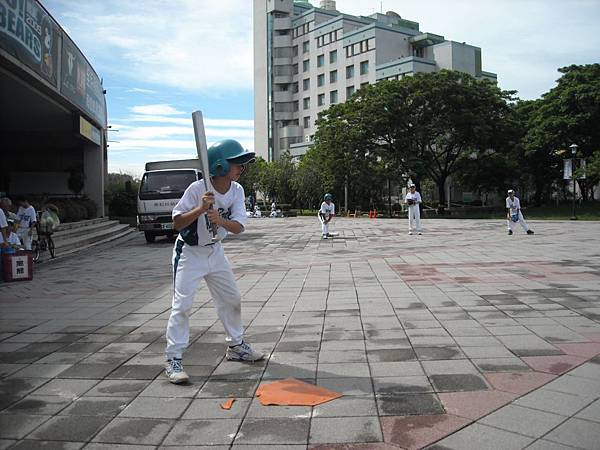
[36,218,135,262]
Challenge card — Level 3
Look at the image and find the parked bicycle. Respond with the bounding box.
[31,205,60,262]
[31,224,55,262]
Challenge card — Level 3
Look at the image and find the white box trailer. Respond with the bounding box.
[138,160,203,243]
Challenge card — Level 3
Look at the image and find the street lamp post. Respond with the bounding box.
[570,143,578,220]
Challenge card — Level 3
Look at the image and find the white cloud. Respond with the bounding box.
[129,104,185,115]
[127,87,159,94]
[52,0,253,93]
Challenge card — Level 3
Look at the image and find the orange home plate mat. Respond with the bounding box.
[256,378,342,406]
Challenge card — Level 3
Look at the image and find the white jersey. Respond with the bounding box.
[0,209,7,244]
[172,180,247,246]
[405,192,422,205]
[506,196,521,213]
[319,201,335,218]
[16,205,36,230]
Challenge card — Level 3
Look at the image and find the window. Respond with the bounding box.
[346,86,355,98]
[303,40,309,53]
[317,73,325,87]
[329,49,337,63]
[360,60,369,75]
[303,78,310,91]
[317,54,324,67]
[330,70,337,83]
[303,97,310,109]
[303,116,310,128]
[293,82,299,93]
[292,63,298,75]
[346,65,354,79]
[303,59,309,72]
[330,90,338,104]
[293,46,298,57]
[318,93,325,106]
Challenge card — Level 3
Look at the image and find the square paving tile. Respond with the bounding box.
[312,395,377,417]
[429,422,534,449]
[118,396,191,419]
[430,374,489,392]
[544,417,600,449]
[29,415,112,441]
[376,393,445,416]
[471,357,530,373]
[197,379,259,398]
[478,404,566,438]
[575,399,600,423]
[414,347,465,361]
[0,413,51,439]
[316,377,374,396]
[484,371,556,395]
[521,355,587,375]
[367,349,417,362]
[162,418,241,446]
[59,396,130,417]
[373,376,433,395]
[438,390,517,420]
[515,388,594,417]
[6,395,72,415]
[369,361,425,378]
[317,363,370,378]
[309,416,382,444]
[33,378,100,398]
[234,418,310,445]
[92,418,173,445]
[182,397,251,419]
[381,413,472,450]
[138,378,204,398]
[84,380,151,398]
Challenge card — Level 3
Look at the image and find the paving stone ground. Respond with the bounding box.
[1,217,600,449]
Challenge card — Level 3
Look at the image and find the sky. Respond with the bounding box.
[44,0,600,177]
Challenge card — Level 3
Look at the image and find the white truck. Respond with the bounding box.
[137,159,202,243]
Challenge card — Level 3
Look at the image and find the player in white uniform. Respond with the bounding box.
[15,197,36,251]
[405,184,423,235]
[0,203,8,250]
[165,139,264,384]
[506,189,534,235]
[318,193,335,238]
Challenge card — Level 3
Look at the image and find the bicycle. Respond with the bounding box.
[31,224,56,262]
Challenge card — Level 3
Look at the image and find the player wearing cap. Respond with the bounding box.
[318,194,335,239]
[506,189,534,236]
[405,183,423,235]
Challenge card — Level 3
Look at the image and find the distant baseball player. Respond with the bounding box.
[318,193,335,238]
[165,139,263,384]
[405,183,422,235]
[506,189,534,235]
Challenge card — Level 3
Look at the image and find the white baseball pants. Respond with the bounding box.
[408,205,421,232]
[17,229,32,250]
[165,240,243,360]
[318,213,329,235]
[507,211,529,232]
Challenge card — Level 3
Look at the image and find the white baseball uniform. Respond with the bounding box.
[16,205,36,250]
[506,196,530,232]
[165,179,247,360]
[318,201,335,236]
[405,191,422,233]
[0,209,7,245]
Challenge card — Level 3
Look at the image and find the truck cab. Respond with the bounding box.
[137,159,202,243]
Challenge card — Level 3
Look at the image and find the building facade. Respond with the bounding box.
[253,0,497,161]
[0,0,107,216]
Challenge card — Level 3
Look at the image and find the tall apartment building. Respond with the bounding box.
[253,0,497,161]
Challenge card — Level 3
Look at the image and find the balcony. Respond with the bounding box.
[273,34,292,47]
[274,90,293,103]
[273,74,293,84]
[273,17,292,30]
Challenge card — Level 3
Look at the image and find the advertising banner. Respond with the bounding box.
[0,0,60,85]
[61,36,106,127]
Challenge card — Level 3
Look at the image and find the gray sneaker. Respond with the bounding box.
[165,358,189,384]
[226,341,264,362]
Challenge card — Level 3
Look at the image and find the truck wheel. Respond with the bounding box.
[144,231,156,243]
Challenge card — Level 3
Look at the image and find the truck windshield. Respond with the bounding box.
[139,170,197,199]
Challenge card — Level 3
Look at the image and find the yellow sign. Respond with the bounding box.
[79,116,102,145]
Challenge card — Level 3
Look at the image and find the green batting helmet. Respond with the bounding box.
[324,193,333,201]
[208,139,256,177]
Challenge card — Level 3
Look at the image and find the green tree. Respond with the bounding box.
[407,70,517,205]
[522,64,600,202]
[292,147,326,209]
[238,156,267,198]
